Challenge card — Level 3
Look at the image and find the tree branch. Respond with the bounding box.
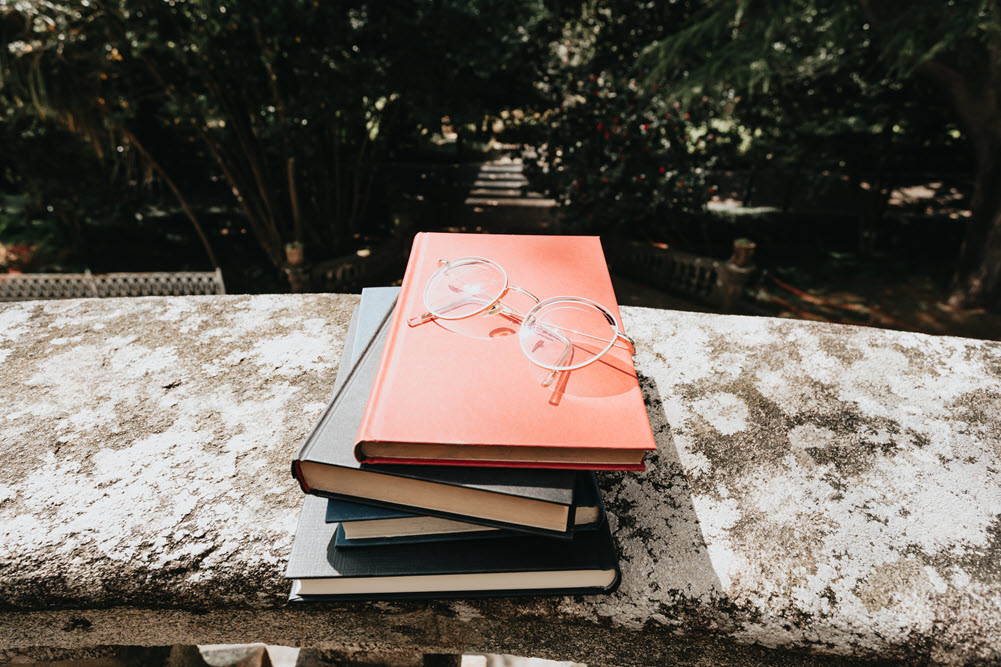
[120,128,219,269]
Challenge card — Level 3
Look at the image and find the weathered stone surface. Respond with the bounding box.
[1,295,999,665]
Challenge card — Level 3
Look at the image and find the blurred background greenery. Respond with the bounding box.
[1,0,997,336]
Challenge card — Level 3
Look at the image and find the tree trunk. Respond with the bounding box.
[948,142,1001,312]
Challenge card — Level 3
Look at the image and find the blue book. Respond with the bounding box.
[328,472,605,547]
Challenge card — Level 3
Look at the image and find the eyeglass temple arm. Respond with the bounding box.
[540,328,634,388]
[618,331,636,354]
[408,311,435,326]
[406,259,452,326]
[542,345,572,388]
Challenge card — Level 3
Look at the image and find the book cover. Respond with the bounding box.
[285,494,620,601]
[292,287,578,537]
[355,232,656,470]
[327,472,605,546]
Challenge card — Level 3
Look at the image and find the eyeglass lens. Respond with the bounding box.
[425,259,507,320]
[520,299,617,371]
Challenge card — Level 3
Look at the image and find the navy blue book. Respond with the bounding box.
[329,472,606,547]
[286,495,620,601]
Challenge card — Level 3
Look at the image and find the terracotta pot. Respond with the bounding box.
[285,245,304,267]
[731,240,756,267]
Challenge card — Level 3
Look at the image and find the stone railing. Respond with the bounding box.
[0,269,226,301]
[603,239,756,311]
[1,294,1000,666]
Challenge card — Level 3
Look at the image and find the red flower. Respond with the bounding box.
[684,113,691,120]
[641,124,649,132]
[597,123,603,131]
[613,117,620,124]
[601,177,608,183]
[659,167,666,174]
[678,180,686,187]
[604,131,610,139]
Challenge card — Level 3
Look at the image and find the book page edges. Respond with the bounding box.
[357,441,648,468]
[293,568,619,596]
[343,504,600,540]
[344,516,501,540]
[297,461,570,531]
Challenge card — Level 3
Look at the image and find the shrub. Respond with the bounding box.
[529,76,726,239]
[526,0,734,242]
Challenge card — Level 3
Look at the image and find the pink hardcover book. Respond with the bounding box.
[355,232,656,470]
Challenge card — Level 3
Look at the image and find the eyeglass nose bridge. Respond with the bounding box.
[484,285,539,317]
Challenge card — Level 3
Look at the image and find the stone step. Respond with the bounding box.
[471,180,528,189]
[463,196,557,207]
[467,188,541,198]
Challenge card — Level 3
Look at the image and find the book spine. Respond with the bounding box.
[291,460,311,493]
[354,232,430,461]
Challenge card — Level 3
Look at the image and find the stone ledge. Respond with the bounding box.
[1,294,999,665]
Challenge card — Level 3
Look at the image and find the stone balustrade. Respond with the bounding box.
[1,294,999,665]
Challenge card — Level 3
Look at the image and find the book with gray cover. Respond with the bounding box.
[291,287,579,538]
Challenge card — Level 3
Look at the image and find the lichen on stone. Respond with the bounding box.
[1,297,1000,664]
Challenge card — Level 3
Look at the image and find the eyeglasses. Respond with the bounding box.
[407,256,635,386]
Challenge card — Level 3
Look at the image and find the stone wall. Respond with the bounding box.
[1,295,999,665]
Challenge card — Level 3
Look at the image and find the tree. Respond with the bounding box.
[643,1,1001,312]
[527,0,733,241]
[0,112,148,269]
[1,0,555,278]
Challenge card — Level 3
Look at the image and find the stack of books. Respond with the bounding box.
[285,232,656,601]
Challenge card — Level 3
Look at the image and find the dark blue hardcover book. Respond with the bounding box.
[328,472,606,547]
[286,495,620,602]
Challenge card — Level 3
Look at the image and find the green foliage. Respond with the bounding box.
[1,0,554,271]
[531,76,725,237]
[641,1,1000,104]
[0,111,146,270]
[639,0,1001,308]
[635,1,983,184]
[528,0,735,239]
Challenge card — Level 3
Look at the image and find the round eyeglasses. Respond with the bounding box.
[407,256,635,386]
